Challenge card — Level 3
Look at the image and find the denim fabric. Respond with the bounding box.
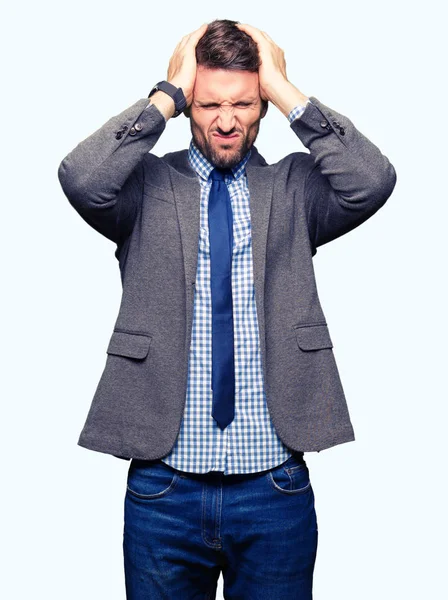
[123,452,318,599]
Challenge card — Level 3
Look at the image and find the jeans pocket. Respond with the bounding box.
[267,454,312,495]
[126,459,180,500]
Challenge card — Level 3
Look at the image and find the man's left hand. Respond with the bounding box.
[235,23,288,102]
[235,22,310,117]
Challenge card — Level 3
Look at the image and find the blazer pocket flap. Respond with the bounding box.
[294,324,333,351]
[106,330,152,359]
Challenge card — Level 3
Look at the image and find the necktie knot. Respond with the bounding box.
[210,167,233,182]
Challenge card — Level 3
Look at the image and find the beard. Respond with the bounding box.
[189,117,261,170]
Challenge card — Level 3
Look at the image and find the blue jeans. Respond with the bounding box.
[123,452,318,599]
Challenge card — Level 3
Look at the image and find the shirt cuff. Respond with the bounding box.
[288,99,311,123]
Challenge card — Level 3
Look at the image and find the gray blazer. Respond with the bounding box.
[57,95,397,460]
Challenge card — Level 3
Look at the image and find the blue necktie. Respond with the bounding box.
[208,167,235,430]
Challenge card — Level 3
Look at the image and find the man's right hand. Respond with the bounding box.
[148,23,208,120]
[167,23,208,107]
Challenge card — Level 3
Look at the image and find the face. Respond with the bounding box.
[187,66,268,169]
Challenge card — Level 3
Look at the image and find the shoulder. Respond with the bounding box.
[140,149,191,188]
[270,151,316,189]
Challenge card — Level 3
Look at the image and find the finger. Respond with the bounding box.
[235,22,259,36]
[236,23,268,48]
[236,22,255,30]
[179,23,207,51]
[189,23,208,45]
[175,35,189,51]
[236,22,261,35]
[260,30,275,43]
[187,23,208,41]
[177,24,206,47]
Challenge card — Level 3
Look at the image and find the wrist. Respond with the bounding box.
[265,79,309,118]
[167,78,192,107]
[147,90,176,121]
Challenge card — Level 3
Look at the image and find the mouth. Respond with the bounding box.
[213,133,239,141]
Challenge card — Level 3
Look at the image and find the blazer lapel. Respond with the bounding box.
[170,163,201,290]
[245,149,273,376]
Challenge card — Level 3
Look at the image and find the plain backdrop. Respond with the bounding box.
[1,0,447,598]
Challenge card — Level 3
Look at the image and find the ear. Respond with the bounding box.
[260,101,269,119]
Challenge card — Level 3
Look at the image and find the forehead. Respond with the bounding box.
[194,67,259,101]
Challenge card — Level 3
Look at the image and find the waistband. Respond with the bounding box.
[167,451,305,482]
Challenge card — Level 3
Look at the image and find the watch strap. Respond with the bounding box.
[148,80,187,117]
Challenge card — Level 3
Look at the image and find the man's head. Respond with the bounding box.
[185,19,268,169]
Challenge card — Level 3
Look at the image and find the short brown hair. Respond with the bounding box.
[195,19,268,114]
[196,19,260,71]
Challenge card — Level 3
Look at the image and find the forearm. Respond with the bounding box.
[289,95,397,252]
[57,97,167,244]
[291,95,396,206]
[58,98,166,202]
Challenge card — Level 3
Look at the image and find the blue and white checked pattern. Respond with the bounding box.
[160,100,310,474]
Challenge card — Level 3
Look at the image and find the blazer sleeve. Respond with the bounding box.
[290,96,397,255]
[57,98,167,245]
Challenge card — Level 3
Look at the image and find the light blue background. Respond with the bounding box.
[1,0,446,598]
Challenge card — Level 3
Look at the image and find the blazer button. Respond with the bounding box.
[134,122,143,131]
[320,120,329,128]
[129,127,137,136]
[115,131,123,140]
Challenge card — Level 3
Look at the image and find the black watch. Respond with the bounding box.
[148,80,187,118]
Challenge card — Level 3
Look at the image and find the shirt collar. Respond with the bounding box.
[188,137,252,183]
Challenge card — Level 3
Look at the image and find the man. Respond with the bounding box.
[58,18,396,600]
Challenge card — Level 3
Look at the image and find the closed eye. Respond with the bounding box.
[201,102,253,108]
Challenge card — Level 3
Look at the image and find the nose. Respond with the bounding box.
[215,106,237,133]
